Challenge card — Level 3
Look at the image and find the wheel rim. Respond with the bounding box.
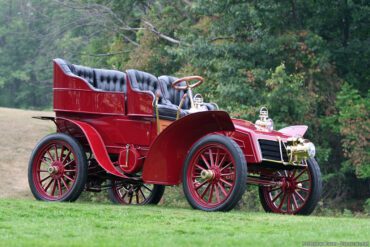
[112,182,155,205]
[186,143,236,209]
[262,162,312,214]
[32,140,79,200]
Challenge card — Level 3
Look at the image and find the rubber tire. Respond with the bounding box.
[28,133,88,202]
[182,134,247,212]
[107,182,165,205]
[258,158,322,215]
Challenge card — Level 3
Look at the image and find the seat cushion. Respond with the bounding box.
[157,104,189,121]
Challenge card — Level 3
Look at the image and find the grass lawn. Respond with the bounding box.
[0,199,369,247]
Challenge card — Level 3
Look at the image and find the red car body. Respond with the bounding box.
[28,58,322,214]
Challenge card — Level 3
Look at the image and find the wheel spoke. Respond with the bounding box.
[195,164,206,171]
[217,182,228,197]
[219,178,233,187]
[136,192,140,204]
[64,169,77,172]
[268,186,281,192]
[278,193,287,210]
[206,184,214,202]
[215,186,221,203]
[214,149,220,168]
[200,183,211,199]
[62,150,71,164]
[64,159,75,167]
[139,188,146,200]
[195,180,208,190]
[63,174,75,182]
[294,191,305,202]
[46,150,55,162]
[220,162,232,172]
[297,179,310,184]
[200,154,211,169]
[142,185,152,192]
[51,180,57,196]
[40,175,51,183]
[208,148,214,167]
[271,191,283,203]
[43,178,54,191]
[292,193,299,209]
[294,169,307,180]
[59,146,65,161]
[129,194,133,204]
[54,144,59,161]
[287,194,291,213]
[57,179,62,196]
[61,177,69,190]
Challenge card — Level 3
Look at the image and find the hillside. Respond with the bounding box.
[0,107,54,198]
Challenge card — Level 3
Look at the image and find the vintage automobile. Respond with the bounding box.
[28,58,322,214]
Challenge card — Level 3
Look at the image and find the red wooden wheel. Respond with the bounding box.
[259,158,322,215]
[183,135,247,211]
[108,181,165,205]
[28,133,87,201]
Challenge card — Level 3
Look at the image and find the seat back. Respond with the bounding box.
[55,59,127,93]
[127,69,164,103]
[158,76,191,109]
[94,69,126,93]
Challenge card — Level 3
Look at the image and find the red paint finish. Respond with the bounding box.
[126,75,155,117]
[142,111,235,185]
[53,60,126,115]
[58,118,126,178]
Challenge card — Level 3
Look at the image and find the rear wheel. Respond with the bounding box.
[108,181,165,205]
[28,133,87,202]
[258,158,322,215]
[183,135,247,211]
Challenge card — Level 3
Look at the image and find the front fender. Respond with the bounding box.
[278,125,308,137]
[142,111,234,185]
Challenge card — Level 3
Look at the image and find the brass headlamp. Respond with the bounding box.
[286,137,316,164]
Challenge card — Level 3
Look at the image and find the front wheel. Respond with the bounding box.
[108,180,165,205]
[182,135,247,212]
[258,158,322,215]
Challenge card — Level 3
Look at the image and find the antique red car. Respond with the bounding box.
[28,58,322,214]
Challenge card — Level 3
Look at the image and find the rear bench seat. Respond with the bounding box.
[55,58,127,93]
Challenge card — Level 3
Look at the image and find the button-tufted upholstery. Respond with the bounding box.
[159,76,191,109]
[159,75,218,111]
[54,58,127,93]
[94,69,126,92]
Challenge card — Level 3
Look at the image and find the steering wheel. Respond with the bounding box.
[172,76,204,90]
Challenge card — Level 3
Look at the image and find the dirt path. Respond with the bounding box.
[0,107,54,198]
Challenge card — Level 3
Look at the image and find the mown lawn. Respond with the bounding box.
[0,199,368,247]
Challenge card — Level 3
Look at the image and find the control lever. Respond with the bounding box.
[176,93,188,120]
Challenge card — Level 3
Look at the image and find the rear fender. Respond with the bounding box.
[142,111,235,185]
[34,116,126,178]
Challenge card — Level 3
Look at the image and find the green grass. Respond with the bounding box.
[0,199,368,247]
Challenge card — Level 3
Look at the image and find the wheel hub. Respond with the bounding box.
[200,169,215,181]
[49,161,64,178]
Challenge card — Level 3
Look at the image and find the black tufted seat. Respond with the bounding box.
[159,75,218,113]
[127,70,189,120]
[54,58,127,93]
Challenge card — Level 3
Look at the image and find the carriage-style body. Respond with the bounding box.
[28,58,322,214]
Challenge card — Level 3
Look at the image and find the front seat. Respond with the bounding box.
[126,70,188,120]
[158,75,218,112]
